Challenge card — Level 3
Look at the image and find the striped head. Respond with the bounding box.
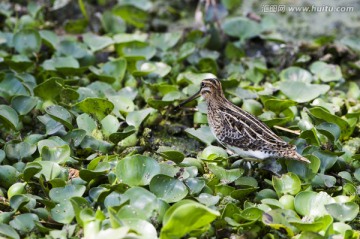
[178,78,224,107]
[199,78,224,100]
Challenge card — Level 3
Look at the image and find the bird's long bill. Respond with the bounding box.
[177,89,201,108]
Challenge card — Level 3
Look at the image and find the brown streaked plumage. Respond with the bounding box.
[179,78,310,163]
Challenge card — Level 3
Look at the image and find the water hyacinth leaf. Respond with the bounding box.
[308,107,351,139]
[49,185,86,202]
[222,17,261,40]
[10,195,30,212]
[76,113,97,135]
[161,200,219,239]
[316,122,341,142]
[0,165,18,189]
[157,146,185,163]
[5,141,36,161]
[325,202,359,222]
[80,162,111,182]
[0,105,19,130]
[294,191,335,217]
[117,42,156,60]
[9,213,39,234]
[177,72,216,85]
[262,209,299,237]
[208,164,243,183]
[261,96,297,114]
[58,40,88,58]
[149,32,182,51]
[279,81,330,103]
[34,77,64,100]
[83,33,113,52]
[312,150,338,173]
[23,162,42,182]
[280,67,312,83]
[272,172,301,196]
[132,62,156,76]
[310,61,342,82]
[116,155,160,186]
[290,215,333,233]
[122,219,157,239]
[231,187,258,200]
[185,178,206,195]
[100,115,120,137]
[75,98,114,121]
[177,42,196,61]
[185,126,216,145]
[112,5,148,28]
[149,62,172,78]
[237,207,263,221]
[13,29,41,55]
[109,126,136,144]
[0,223,20,239]
[11,95,38,115]
[34,161,64,181]
[45,105,73,130]
[196,193,220,206]
[126,108,155,129]
[286,155,320,182]
[200,145,228,160]
[149,174,188,203]
[41,144,71,163]
[0,75,29,101]
[89,58,127,84]
[42,56,80,70]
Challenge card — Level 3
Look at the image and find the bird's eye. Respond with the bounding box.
[201,82,205,88]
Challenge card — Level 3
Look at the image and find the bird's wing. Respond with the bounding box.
[218,105,288,150]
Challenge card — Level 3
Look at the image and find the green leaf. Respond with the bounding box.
[272,172,302,196]
[11,96,38,115]
[161,200,219,239]
[280,67,312,83]
[157,146,185,163]
[89,58,127,84]
[13,29,41,55]
[208,164,243,184]
[34,77,64,101]
[75,97,114,121]
[294,191,335,217]
[310,61,342,82]
[112,5,148,28]
[325,202,359,222]
[9,213,39,234]
[0,223,20,239]
[41,145,71,163]
[126,108,155,129]
[316,122,341,142]
[185,125,216,145]
[222,17,261,40]
[116,155,160,186]
[150,174,188,203]
[262,209,299,237]
[279,81,330,103]
[5,141,36,161]
[0,105,19,130]
[45,105,73,130]
[0,165,18,189]
[109,126,136,144]
[149,32,182,51]
[308,107,352,139]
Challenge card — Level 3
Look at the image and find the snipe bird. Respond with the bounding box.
[179,78,310,163]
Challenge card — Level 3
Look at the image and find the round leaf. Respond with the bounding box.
[116,155,160,186]
[149,174,188,203]
[13,29,41,55]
